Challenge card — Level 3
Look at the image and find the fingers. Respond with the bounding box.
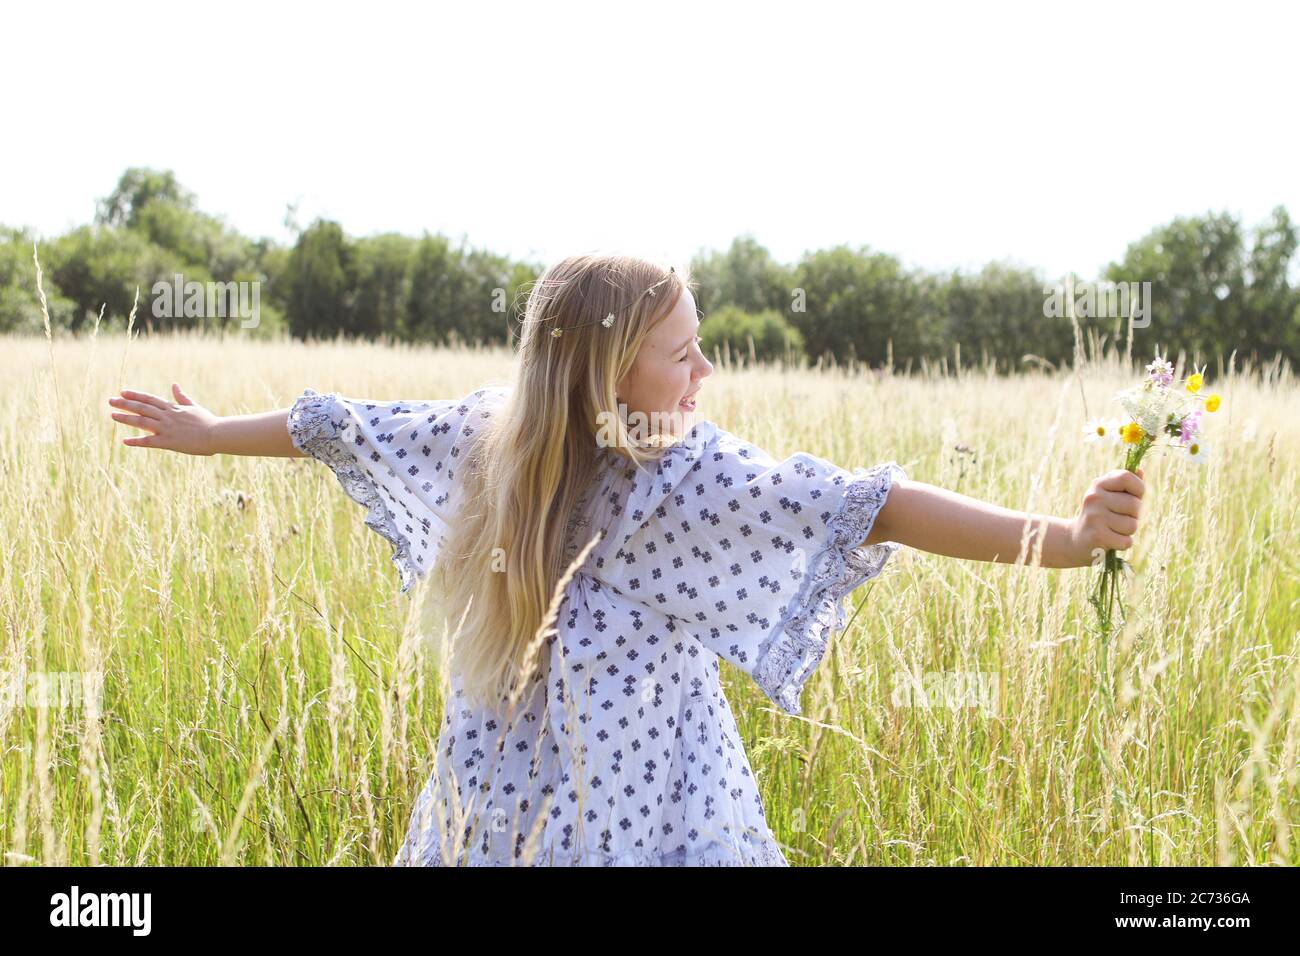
[109,397,165,420]
[122,434,161,448]
[1098,487,1142,519]
[1084,468,1145,552]
[110,413,160,432]
[1097,468,1144,499]
[172,383,194,406]
[1105,512,1139,536]
[1099,529,1135,551]
[116,389,175,412]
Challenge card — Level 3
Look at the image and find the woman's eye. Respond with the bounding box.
[678,336,701,362]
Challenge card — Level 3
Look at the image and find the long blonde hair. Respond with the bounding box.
[432,253,695,710]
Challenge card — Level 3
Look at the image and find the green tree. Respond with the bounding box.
[1105,212,1245,361]
[286,220,353,339]
[405,234,464,344]
[791,245,936,366]
[699,304,804,362]
[936,262,1063,372]
[96,168,196,230]
[47,225,183,332]
[0,227,77,334]
[689,235,794,316]
[460,247,528,346]
[1241,205,1300,358]
[350,234,415,339]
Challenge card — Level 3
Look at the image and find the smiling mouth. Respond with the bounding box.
[679,391,699,409]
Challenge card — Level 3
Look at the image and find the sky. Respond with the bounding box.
[4,0,1297,280]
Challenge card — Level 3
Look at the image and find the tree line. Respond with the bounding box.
[3,168,1297,371]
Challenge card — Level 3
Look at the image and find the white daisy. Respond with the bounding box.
[1182,438,1210,465]
[1082,417,1121,445]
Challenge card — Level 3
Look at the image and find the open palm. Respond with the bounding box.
[108,383,219,456]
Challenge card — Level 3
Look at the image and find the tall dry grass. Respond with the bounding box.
[1,323,1297,865]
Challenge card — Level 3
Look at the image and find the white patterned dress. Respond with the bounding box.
[287,384,906,866]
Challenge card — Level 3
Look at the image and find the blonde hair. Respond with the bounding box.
[432,253,695,710]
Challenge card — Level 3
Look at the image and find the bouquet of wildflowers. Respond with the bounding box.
[1081,354,1223,636]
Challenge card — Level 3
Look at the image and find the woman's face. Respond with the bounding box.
[615,286,713,439]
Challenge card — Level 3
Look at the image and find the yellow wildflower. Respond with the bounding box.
[1186,372,1203,393]
[1205,393,1221,413]
[1120,422,1144,444]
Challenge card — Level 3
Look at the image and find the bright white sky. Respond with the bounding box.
[5,0,1297,280]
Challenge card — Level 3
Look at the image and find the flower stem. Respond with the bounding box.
[1089,435,1150,707]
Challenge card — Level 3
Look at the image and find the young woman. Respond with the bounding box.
[108,253,1145,866]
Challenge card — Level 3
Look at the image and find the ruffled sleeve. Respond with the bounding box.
[588,425,906,715]
[287,384,505,594]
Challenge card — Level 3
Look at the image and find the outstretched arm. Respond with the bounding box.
[109,383,306,458]
[863,468,1146,569]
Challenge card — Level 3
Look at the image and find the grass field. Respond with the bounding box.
[2,328,1298,865]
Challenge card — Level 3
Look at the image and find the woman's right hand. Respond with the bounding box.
[1067,466,1146,564]
[108,383,220,456]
